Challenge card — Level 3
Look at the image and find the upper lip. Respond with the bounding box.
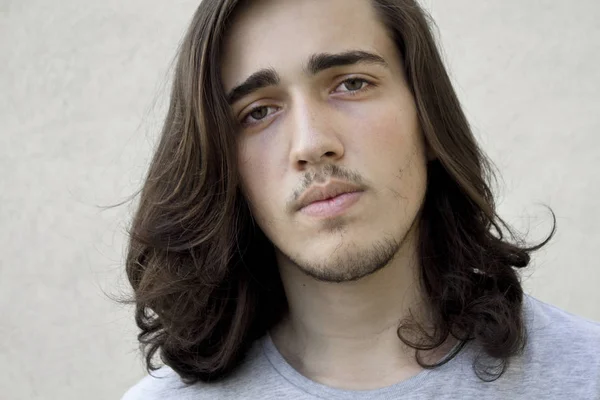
[296,180,363,211]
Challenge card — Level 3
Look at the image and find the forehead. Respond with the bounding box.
[221,0,395,90]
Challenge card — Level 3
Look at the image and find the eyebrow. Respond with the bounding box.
[227,68,280,105]
[305,50,387,75]
[226,50,388,104]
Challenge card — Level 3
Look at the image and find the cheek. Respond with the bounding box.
[238,147,263,199]
[348,100,421,160]
[351,100,427,199]
[237,139,282,219]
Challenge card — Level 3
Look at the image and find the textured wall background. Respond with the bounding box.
[1,1,598,399]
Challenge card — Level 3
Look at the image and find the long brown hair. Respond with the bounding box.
[121,0,556,385]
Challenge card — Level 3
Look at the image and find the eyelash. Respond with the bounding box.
[239,77,375,126]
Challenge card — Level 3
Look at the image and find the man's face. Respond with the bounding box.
[221,0,430,282]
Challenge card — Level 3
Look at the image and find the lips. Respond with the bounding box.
[296,180,364,211]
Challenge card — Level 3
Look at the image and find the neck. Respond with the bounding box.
[270,229,456,390]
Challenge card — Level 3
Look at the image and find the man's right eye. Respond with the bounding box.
[241,105,278,126]
[250,107,268,120]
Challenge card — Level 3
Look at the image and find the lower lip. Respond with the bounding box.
[299,191,363,218]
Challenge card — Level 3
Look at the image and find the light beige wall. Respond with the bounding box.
[1,1,598,399]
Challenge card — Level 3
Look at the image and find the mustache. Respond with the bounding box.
[287,164,366,209]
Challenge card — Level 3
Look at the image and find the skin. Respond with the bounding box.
[221,0,453,390]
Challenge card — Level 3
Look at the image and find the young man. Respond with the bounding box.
[121,0,600,398]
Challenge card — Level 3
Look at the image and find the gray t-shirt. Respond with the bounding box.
[121,295,600,399]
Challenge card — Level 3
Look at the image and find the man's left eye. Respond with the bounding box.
[335,78,370,93]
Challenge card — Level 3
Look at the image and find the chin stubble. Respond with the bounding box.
[290,235,402,283]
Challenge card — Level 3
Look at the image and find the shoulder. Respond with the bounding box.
[447,295,600,397]
[523,294,600,363]
[121,366,189,400]
[524,294,600,339]
[120,337,275,400]
[121,365,256,400]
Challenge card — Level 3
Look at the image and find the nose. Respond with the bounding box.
[288,96,344,169]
